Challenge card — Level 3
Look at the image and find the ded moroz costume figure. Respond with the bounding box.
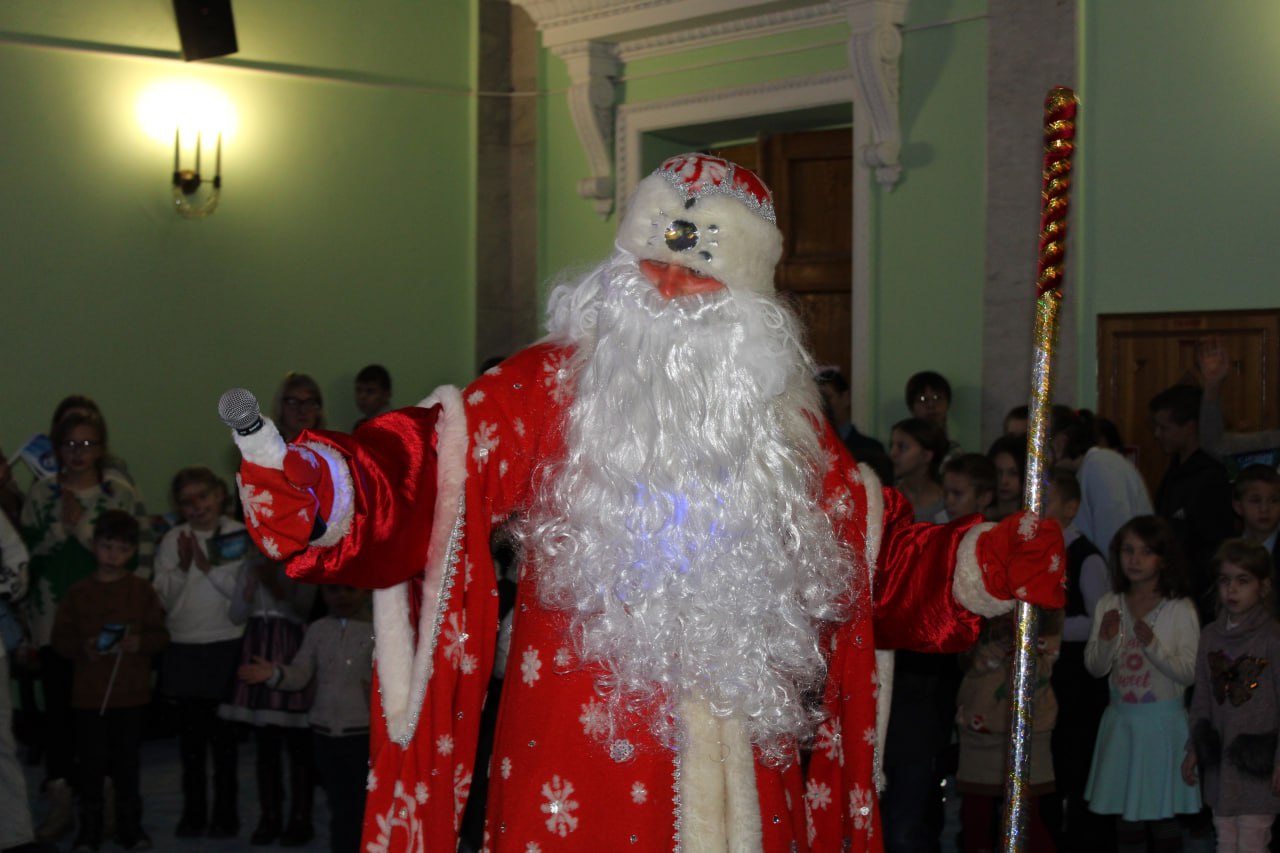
[228,154,1066,853]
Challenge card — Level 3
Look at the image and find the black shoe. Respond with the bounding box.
[278,818,314,848]
[250,815,281,846]
[207,815,240,839]
[175,814,206,838]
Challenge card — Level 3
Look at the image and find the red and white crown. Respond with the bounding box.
[616,153,783,294]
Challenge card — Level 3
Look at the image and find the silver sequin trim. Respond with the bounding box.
[393,493,466,748]
[655,163,777,225]
[671,752,682,853]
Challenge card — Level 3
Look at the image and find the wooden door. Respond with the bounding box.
[713,131,854,380]
[1096,309,1280,493]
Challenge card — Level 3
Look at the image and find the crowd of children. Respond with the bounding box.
[0,368,389,853]
[820,353,1280,853]
[2,348,1279,853]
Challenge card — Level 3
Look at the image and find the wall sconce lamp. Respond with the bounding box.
[138,80,236,219]
[173,129,222,217]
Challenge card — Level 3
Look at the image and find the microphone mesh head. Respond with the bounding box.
[218,388,262,431]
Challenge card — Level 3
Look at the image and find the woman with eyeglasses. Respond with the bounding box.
[272,373,326,444]
[19,408,142,842]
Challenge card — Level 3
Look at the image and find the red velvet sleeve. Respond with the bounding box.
[286,405,442,590]
[871,485,984,653]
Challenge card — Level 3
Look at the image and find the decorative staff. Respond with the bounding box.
[1002,85,1079,853]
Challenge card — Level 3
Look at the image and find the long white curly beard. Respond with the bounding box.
[525,251,854,759]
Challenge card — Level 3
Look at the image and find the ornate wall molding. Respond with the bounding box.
[551,41,621,217]
[615,2,849,61]
[847,0,907,190]
[515,0,908,206]
[512,0,787,48]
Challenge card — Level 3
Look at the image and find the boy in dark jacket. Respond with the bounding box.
[52,510,168,852]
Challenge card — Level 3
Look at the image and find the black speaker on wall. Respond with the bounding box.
[173,0,238,61]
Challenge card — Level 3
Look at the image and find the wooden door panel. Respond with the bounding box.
[1097,309,1280,493]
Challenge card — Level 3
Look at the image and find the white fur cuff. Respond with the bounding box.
[302,441,355,548]
[952,523,1014,618]
[231,418,286,470]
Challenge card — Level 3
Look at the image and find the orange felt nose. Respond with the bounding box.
[639,259,726,300]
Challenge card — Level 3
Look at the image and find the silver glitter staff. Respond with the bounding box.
[1002,85,1078,853]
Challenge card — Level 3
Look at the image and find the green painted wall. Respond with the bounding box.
[0,2,476,508]
[1076,0,1280,405]
[874,0,987,448]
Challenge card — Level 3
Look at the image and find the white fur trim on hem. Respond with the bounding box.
[856,463,885,587]
[952,523,1014,618]
[373,385,468,748]
[677,699,763,853]
[231,417,286,469]
[301,441,354,547]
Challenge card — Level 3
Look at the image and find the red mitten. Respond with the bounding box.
[975,511,1067,609]
[236,444,335,561]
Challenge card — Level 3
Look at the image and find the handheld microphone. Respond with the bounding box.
[218,388,285,470]
[219,388,265,436]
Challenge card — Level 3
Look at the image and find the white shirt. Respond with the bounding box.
[1075,447,1153,556]
[1084,591,1198,703]
[152,518,246,644]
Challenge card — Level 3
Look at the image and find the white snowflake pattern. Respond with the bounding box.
[631,782,647,804]
[499,459,509,478]
[367,769,378,791]
[806,779,832,811]
[366,780,423,853]
[553,647,572,669]
[541,353,573,405]
[467,389,486,405]
[849,786,874,837]
[437,734,454,756]
[1048,554,1061,573]
[513,417,526,438]
[670,153,727,187]
[237,479,275,529]
[442,612,478,675]
[825,485,853,521]
[260,535,282,559]
[521,647,542,686]
[579,699,609,740]
[815,717,844,767]
[525,844,541,853]
[297,506,310,523]
[1017,511,1037,541]
[540,775,580,837]
[500,757,512,780]
[453,764,472,824]
[863,726,877,747]
[472,421,499,469]
[414,782,429,804]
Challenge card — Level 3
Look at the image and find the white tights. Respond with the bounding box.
[1214,815,1274,853]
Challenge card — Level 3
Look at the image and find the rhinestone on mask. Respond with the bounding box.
[664,219,699,252]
